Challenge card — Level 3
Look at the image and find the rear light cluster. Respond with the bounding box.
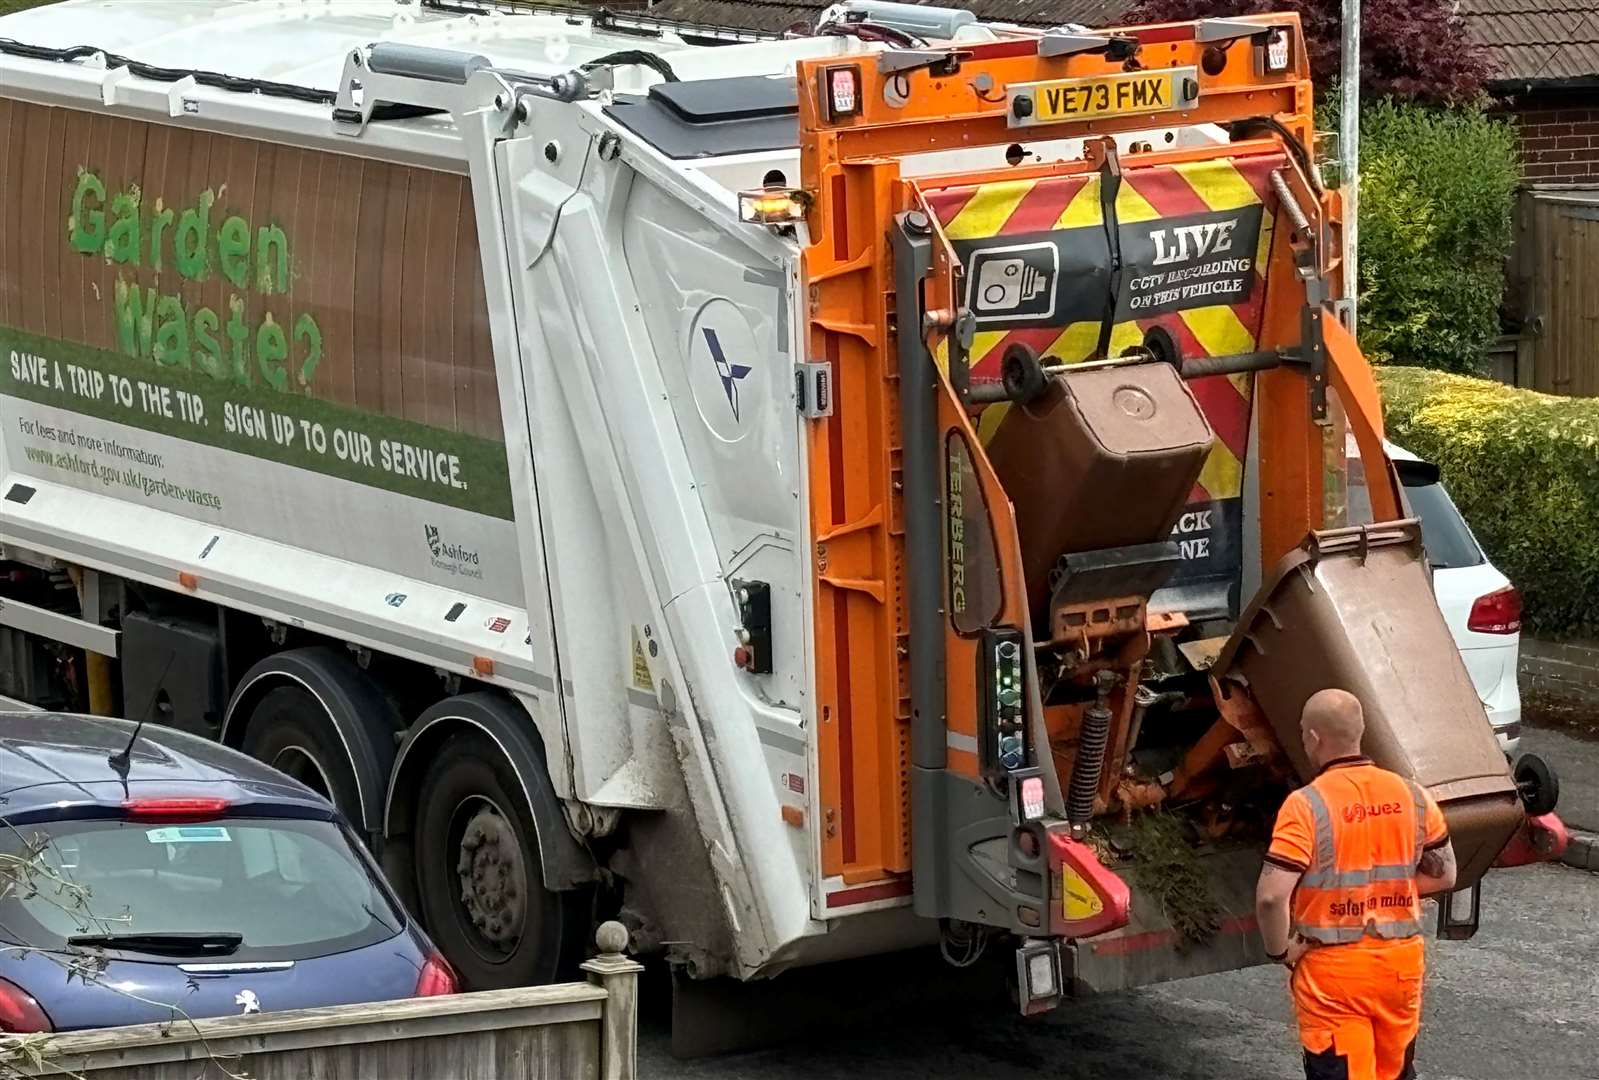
[1467,587,1522,635]
[0,977,51,1034]
[415,954,458,998]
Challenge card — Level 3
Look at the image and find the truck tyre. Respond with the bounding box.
[226,648,402,849]
[413,730,589,989]
[241,685,364,819]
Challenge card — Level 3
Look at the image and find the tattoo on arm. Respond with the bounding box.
[1418,845,1455,879]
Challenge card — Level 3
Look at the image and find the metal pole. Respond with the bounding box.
[1340,0,1360,327]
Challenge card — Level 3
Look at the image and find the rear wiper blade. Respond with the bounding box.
[67,932,243,956]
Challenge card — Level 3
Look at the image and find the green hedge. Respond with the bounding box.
[1353,101,1520,374]
[1378,366,1599,638]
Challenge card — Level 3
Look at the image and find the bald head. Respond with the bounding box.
[1300,688,1365,767]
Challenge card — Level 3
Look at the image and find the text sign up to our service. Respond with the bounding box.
[0,99,523,602]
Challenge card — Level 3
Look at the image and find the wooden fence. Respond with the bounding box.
[1507,186,1599,395]
[3,924,644,1080]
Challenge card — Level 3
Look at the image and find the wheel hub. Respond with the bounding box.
[455,805,527,947]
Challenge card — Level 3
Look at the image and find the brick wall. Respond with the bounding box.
[1520,637,1599,704]
[1508,96,1599,183]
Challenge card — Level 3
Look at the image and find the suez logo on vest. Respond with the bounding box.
[1341,800,1407,824]
[952,204,1264,331]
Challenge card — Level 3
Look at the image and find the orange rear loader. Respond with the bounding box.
[792,9,1565,1011]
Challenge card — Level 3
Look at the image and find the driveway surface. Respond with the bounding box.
[643,723,1599,1080]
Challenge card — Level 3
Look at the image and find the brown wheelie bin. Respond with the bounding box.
[1213,521,1522,889]
[986,361,1213,618]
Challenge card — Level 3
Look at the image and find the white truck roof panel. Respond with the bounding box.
[0,0,756,91]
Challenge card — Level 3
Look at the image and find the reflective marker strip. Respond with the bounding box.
[1298,862,1417,890]
[1299,920,1423,944]
[1408,780,1428,865]
[1303,785,1336,877]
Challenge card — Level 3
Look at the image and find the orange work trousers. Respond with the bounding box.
[1290,936,1426,1080]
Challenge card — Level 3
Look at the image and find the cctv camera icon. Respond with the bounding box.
[966,242,1059,323]
[976,258,1049,312]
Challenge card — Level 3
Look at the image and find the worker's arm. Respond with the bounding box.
[1260,791,1313,966]
[1256,863,1303,961]
[1416,837,1457,895]
[1415,787,1456,895]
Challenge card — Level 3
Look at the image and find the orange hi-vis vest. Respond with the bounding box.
[1267,757,1450,946]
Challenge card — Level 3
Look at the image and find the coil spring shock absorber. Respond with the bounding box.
[1068,669,1118,825]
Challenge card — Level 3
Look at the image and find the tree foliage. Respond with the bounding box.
[1124,0,1494,104]
[1333,98,1519,374]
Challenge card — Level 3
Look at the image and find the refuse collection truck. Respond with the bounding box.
[0,0,1565,1014]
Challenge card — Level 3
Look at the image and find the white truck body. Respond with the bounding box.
[0,0,1289,993]
[0,0,1166,978]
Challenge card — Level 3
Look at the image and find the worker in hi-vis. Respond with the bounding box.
[1256,688,1459,1080]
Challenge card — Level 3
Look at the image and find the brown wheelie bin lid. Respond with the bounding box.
[1214,521,1522,889]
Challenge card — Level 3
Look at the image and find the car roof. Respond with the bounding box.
[1344,434,1422,464]
[0,712,329,820]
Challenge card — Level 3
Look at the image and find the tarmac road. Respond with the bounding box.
[1522,725,1598,834]
[642,724,1599,1080]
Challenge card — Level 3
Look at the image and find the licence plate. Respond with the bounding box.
[1008,67,1198,127]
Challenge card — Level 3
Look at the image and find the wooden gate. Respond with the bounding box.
[1512,187,1599,395]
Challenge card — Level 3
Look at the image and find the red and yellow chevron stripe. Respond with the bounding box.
[920,153,1285,503]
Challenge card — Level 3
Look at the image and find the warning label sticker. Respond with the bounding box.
[631,628,654,691]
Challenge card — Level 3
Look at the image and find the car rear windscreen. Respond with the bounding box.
[0,817,403,962]
[1347,460,1486,570]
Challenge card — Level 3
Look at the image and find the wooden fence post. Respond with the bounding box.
[581,920,645,1080]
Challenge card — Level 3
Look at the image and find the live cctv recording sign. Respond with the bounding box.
[953,205,1264,332]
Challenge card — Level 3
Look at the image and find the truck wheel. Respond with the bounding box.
[413,731,589,989]
[241,685,363,820]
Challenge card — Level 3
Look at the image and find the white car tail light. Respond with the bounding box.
[1467,586,1522,634]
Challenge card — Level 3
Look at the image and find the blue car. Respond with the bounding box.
[0,713,455,1033]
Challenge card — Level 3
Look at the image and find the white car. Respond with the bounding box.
[1348,440,1522,755]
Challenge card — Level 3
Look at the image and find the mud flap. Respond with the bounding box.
[1436,882,1481,942]
[1065,846,1266,994]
